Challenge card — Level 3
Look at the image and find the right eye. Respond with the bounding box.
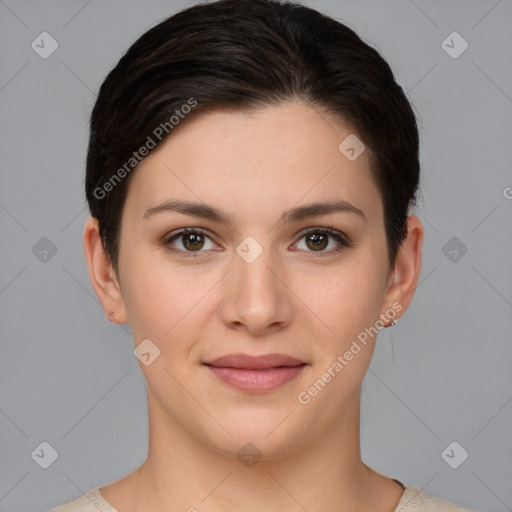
[164,228,220,256]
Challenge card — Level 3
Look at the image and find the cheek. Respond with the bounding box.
[118,248,218,345]
[294,259,384,345]
[291,268,383,413]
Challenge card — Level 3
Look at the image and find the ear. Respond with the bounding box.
[83,217,128,324]
[381,214,424,321]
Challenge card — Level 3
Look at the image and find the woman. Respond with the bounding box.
[52,0,471,510]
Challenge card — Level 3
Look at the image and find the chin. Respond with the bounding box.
[197,405,314,461]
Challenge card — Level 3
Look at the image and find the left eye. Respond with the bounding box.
[293,228,348,254]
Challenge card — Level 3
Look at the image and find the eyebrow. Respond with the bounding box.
[143,199,365,224]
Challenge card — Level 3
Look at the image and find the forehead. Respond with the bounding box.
[124,100,381,222]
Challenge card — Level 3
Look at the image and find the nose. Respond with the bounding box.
[219,242,293,337]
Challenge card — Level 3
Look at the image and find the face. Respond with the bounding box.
[110,101,403,457]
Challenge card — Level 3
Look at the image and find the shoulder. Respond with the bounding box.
[396,486,474,512]
[49,484,474,512]
[50,488,117,512]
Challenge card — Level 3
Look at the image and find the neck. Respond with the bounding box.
[121,391,400,512]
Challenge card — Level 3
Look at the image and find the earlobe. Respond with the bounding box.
[382,214,424,323]
[83,217,128,324]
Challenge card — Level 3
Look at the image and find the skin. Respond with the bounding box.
[83,100,423,512]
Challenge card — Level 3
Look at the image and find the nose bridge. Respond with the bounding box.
[234,237,280,301]
[221,236,291,334]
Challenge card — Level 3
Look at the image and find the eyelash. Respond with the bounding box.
[163,226,350,258]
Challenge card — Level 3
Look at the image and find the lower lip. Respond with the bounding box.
[205,365,306,392]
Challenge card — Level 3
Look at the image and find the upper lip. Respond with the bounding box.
[203,353,305,370]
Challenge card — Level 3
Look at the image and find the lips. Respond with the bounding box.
[203,353,306,392]
[204,353,305,370]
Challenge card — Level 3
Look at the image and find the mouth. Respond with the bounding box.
[203,353,307,392]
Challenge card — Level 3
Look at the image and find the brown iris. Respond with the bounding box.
[305,232,328,251]
[182,233,205,251]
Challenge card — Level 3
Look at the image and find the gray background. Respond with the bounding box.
[0,0,511,511]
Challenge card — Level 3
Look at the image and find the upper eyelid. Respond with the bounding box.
[166,227,218,244]
[293,227,349,250]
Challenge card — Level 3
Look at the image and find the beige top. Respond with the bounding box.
[50,485,473,511]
